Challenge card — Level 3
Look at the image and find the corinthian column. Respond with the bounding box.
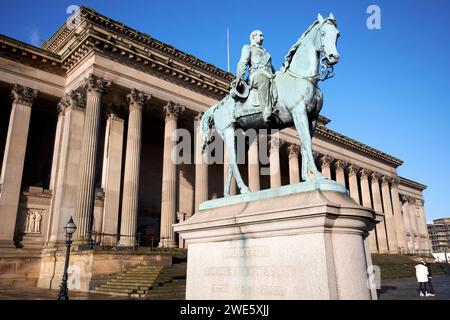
[359,168,377,252]
[334,160,347,187]
[223,147,237,195]
[119,89,149,246]
[381,176,399,253]
[400,194,414,253]
[390,179,407,252]
[319,155,333,179]
[370,172,388,253]
[74,75,111,243]
[416,199,432,254]
[195,112,208,211]
[0,84,37,247]
[347,164,360,203]
[408,197,419,254]
[248,135,260,192]
[159,102,185,248]
[269,135,283,188]
[288,144,300,184]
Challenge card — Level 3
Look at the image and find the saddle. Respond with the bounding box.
[231,77,279,119]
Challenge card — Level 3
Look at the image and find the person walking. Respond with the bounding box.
[415,260,429,297]
[425,261,435,296]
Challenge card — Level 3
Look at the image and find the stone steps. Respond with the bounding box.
[92,262,186,299]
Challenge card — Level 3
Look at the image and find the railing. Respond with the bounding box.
[77,232,172,252]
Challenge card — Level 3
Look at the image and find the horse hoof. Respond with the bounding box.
[223,193,230,198]
[240,187,251,194]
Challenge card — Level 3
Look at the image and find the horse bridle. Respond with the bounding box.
[287,20,336,83]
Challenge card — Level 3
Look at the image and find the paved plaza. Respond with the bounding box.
[0,274,448,300]
[378,275,450,300]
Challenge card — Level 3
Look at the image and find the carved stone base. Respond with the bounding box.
[174,188,377,300]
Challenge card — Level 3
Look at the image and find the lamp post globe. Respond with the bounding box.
[57,216,77,300]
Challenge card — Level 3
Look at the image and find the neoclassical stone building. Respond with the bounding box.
[0,7,431,277]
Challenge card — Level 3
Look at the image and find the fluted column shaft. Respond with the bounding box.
[248,136,260,191]
[408,198,419,252]
[371,173,388,253]
[269,135,282,188]
[119,89,149,246]
[74,75,110,242]
[0,84,37,247]
[223,148,237,195]
[401,196,414,253]
[381,177,398,253]
[100,112,124,246]
[360,169,377,252]
[334,160,346,187]
[195,113,208,211]
[347,165,360,203]
[319,155,333,179]
[159,102,184,248]
[390,181,408,252]
[416,200,431,253]
[288,144,300,184]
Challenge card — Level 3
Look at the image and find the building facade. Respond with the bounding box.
[0,7,431,260]
[428,218,450,253]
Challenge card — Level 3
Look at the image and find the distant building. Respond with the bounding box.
[427,218,450,253]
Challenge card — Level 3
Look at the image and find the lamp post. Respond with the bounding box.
[57,216,77,300]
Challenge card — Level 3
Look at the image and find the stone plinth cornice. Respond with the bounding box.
[11,84,38,107]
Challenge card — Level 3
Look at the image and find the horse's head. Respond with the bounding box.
[316,13,340,66]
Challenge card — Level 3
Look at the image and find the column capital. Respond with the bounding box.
[11,84,38,107]
[415,198,425,206]
[346,164,360,176]
[400,194,409,204]
[58,90,86,114]
[319,154,334,168]
[333,159,348,171]
[84,74,111,94]
[127,88,150,111]
[408,197,417,205]
[359,168,372,180]
[381,175,393,186]
[268,136,284,150]
[312,150,321,161]
[369,171,382,183]
[390,177,400,188]
[163,101,185,121]
[287,144,300,159]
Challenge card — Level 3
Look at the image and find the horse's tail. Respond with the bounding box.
[200,104,218,153]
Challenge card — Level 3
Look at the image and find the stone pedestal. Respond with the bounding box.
[174,180,377,300]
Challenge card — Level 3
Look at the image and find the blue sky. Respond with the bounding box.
[1,0,449,222]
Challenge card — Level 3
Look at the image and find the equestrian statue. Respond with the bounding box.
[200,13,340,197]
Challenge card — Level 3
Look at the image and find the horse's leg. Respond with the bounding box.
[224,163,233,197]
[291,105,324,180]
[224,127,250,194]
[300,145,308,181]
